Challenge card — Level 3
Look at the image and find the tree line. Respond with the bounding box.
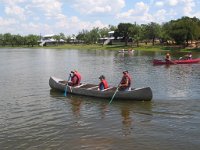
[1,16,200,47]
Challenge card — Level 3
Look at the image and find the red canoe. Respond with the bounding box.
[153,58,200,65]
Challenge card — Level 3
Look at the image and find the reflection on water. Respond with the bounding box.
[69,96,82,117]
[121,106,132,136]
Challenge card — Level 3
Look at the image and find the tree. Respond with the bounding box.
[12,34,24,46]
[89,27,100,44]
[76,28,100,44]
[0,34,4,46]
[26,34,40,47]
[76,29,89,43]
[53,35,61,45]
[159,23,172,44]
[114,23,133,46]
[99,27,110,38]
[59,33,66,41]
[142,22,161,45]
[128,23,141,47]
[164,17,200,45]
[3,33,12,46]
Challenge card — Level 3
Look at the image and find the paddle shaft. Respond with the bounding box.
[109,84,120,105]
[64,75,71,96]
[169,60,177,64]
[166,58,177,64]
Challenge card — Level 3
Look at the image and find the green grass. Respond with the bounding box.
[40,44,165,51]
[1,43,200,52]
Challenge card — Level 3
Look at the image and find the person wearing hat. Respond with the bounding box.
[98,75,109,91]
[68,70,82,86]
[119,70,131,91]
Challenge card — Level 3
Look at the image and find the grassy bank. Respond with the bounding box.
[44,44,200,52]
[1,43,199,52]
[37,44,166,51]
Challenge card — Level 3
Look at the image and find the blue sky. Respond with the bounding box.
[0,0,200,36]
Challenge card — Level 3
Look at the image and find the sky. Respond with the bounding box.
[0,0,200,36]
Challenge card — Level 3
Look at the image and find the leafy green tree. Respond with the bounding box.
[114,23,133,46]
[12,34,24,46]
[142,22,161,45]
[164,17,200,45]
[159,23,172,44]
[76,29,88,43]
[99,27,110,38]
[0,34,4,46]
[53,35,61,45]
[108,25,117,31]
[128,23,141,47]
[88,27,100,44]
[76,28,100,44]
[3,33,12,46]
[26,34,40,47]
[59,33,66,41]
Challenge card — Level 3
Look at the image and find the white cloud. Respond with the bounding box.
[31,0,63,19]
[0,17,17,26]
[73,0,125,14]
[155,1,164,7]
[168,0,179,6]
[20,22,53,35]
[2,0,26,5]
[116,2,153,23]
[5,5,26,20]
[182,0,195,16]
[117,2,149,18]
[55,16,108,35]
[154,9,167,23]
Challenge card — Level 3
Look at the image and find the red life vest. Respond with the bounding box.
[102,79,109,89]
[121,74,131,88]
[71,72,81,85]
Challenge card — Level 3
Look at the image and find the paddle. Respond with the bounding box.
[169,60,177,65]
[165,58,177,65]
[109,84,120,105]
[64,74,71,97]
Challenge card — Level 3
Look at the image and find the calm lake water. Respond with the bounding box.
[0,48,200,150]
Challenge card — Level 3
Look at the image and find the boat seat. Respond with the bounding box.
[87,86,99,90]
[58,80,68,85]
[101,87,113,91]
[74,84,86,88]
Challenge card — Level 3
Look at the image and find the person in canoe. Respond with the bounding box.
[119,70,132,91]
[165,52,171,62]
[68,70,82,86]
[179,52,192,60]
[185,52,192,60]
[98,75,109,91]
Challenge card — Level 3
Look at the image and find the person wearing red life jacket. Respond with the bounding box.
[68,70,82,86]
[119,70,131,91]
[98,75,109,91]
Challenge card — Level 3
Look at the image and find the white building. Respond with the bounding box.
[38,34,65,46]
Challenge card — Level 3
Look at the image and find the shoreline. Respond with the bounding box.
[0,44,199,52]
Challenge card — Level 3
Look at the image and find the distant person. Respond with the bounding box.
[119,70,131,91]
[186,52,192,60]
[68,70,82,86]
[165,52,171,62]
[98,75,109,91]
